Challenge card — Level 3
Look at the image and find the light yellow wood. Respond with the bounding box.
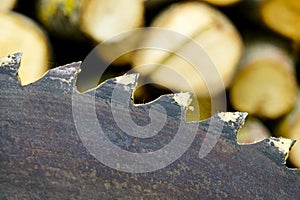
[37,0,85,38]
[0,0,17,11]
[230,40,297,119]
[132,2,243,97]
[0,12,51,85]
[201,0,240,6]
[37,0,144,41]
[277,93,300,168]
[261,0,300,41]
[81,0,144,42]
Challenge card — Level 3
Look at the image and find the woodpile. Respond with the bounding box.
[132,2,243,97]
[1,0,300,167]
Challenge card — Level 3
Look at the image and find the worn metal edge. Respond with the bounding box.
[1,54,298,169]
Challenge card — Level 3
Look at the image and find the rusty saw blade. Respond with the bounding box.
[0,53,299,199]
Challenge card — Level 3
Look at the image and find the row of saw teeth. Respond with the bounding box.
[0,52,298,168]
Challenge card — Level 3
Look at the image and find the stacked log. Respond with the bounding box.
[229,36,298,119]
[37,0,144,42]
[0,11,51,85]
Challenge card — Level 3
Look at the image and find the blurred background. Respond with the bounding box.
[1,0,299,168]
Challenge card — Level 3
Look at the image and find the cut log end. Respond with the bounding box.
[261,0,300,41]
[132,1,243,97]
[0,12,51,85]
[230,60,297,119]
[0,0,16,11]
[230,38,297,119]
[81,0,144,42]
[37,0,144,42]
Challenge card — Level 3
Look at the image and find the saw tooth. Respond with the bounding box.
[217,112,248,124]
[96,73,139,93]
[1,53,81,89]
[104,73,194,114]
[196,112,248,158]
[100,73,187,114]
[0,52,22,75]
[266,137,296,155]
[264,137,296,164]
[45,61,81,83]
[92,73,140,106]
[216,112,248,139]
[112,73,139,93]
[173,92,193,108]
[114,73,139,86]
[33,61,81,90]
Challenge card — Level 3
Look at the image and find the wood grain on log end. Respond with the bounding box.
[132,1,243,97]
[0,12,51,85]
[0,0,16,11]
[261,0,300,41]
[81,0,144,42]
[230,40,297,119]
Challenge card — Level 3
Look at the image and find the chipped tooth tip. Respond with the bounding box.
[1,52,22,69]
[32,62,83,87]
[173,92,192,108]
[218,112,247,123]
[114,73,139,85]
[51,64,80,77]
[266,137,295,154]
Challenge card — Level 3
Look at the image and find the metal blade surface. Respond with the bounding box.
[0,53,299,199]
